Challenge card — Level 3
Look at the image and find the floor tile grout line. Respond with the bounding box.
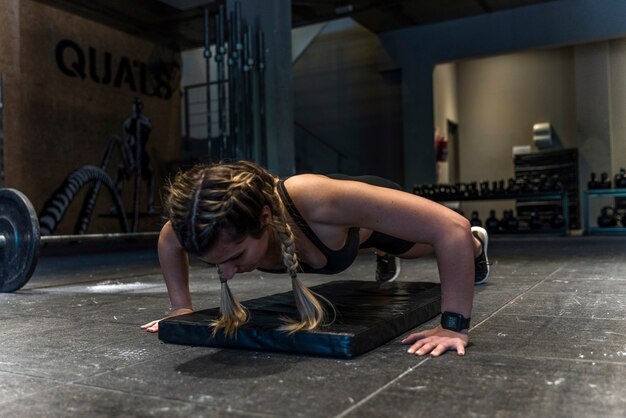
[470,266,564,332]
[332,357,431,418]
[0,369,68,384]
[496,313,626,321]
[467,351,626,366]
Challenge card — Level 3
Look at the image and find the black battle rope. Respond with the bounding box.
[39,165,129,236]
[74,135,129,234]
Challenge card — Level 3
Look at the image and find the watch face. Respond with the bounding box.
[443,315,459,329]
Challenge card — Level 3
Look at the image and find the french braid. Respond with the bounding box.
[268,212,331,333]
[164,161,330,337]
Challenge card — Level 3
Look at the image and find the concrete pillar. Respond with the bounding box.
[401,63,437,188]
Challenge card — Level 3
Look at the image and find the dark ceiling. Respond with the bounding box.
[33,0,558,50]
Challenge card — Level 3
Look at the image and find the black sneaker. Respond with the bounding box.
[376,253,400,282]
[471,226,490,285]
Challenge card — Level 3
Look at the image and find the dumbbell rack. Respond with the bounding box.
[434,191,569,235]
[582,188,626,235]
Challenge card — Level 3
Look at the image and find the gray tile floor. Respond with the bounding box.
[1,236,625,417]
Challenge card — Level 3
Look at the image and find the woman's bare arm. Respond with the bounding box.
[141,220,193,333]
[287,175,475,356]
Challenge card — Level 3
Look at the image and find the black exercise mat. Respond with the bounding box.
[158,280,441,358]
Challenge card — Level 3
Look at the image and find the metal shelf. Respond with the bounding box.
[588,227,626,235]
[582,189,626,235]
[425,191,569,235]
[432,191,565,202]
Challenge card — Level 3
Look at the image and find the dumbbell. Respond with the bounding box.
[0,188,158,293]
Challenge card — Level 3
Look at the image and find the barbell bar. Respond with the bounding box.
[0,188,158,293]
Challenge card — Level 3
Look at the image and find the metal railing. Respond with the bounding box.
[183,80,230,142]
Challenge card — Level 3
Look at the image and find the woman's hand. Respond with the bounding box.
[140,308,193,333]
[401,325,469,357]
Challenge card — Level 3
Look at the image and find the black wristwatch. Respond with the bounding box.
[441,311,471,332]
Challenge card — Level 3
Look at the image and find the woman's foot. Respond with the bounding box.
[375,253,400,282]
[471,226,490,285]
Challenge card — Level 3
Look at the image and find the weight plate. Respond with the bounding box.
[0,189,40,292]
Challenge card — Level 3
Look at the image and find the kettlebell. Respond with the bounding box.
[529,211,543,230]
[501,210,519,231]
[615,168,626,189]
[494,180,506,195]
[470,211,482,227]
[597,206,618,227]
[486,210,500,232]
[600,172,611,189]
[467,182,479,198]
[588,172,599,190]
[480,181,491,197]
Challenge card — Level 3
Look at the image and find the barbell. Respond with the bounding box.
[0,188,158,293]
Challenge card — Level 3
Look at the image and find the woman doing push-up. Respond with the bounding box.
[141,160,490,357]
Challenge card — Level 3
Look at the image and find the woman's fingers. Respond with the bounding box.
[141,310,192,333]
[401,330,433,344]
[402,326,469,357]
[407,336,467,357]
[140,320,160,332]
[408,341,435,355]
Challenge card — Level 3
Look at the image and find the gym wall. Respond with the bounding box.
[0,0,181,234]
[292,18,404,185]
[433,38,626,220]
[453,48,576,218]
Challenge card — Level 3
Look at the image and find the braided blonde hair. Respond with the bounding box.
[164,161,329,337]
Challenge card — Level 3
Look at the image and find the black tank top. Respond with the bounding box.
[258,180,361,275]
[257,177,416,275]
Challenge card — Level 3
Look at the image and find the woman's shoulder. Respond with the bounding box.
[283,174,331,207]
[282,174,354,224]
[283,173,329,189]
[284,174,347,199]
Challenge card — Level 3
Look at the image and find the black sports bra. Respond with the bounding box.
[258,180,361,275]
